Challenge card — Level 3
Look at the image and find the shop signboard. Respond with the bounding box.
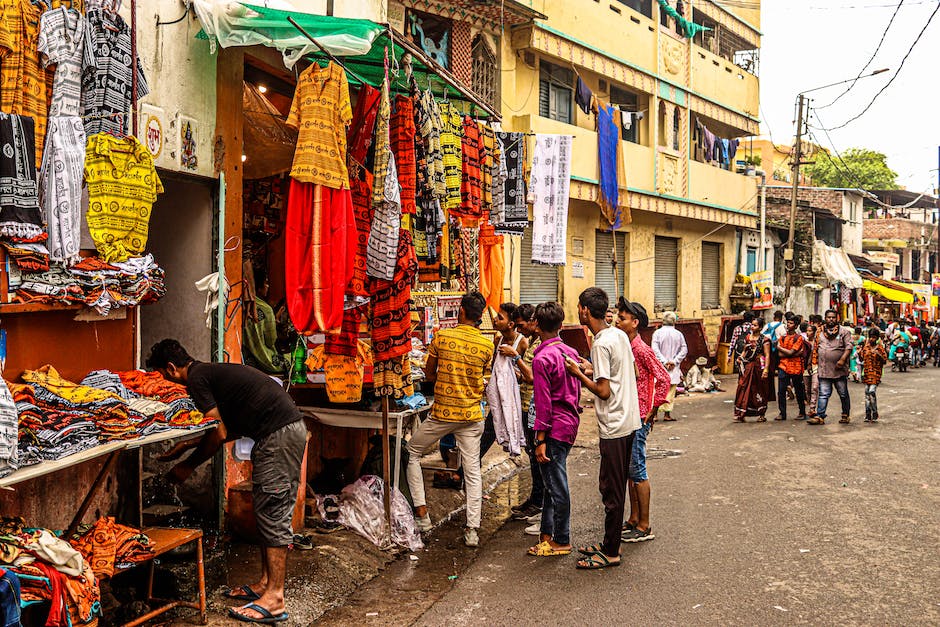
[913,284,931,313]
[932,273,940,297]
[865,251,900,266]
[750,270,773,310]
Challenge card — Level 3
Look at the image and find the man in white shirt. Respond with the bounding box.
[566,288,641,570]
[651,311,688,421]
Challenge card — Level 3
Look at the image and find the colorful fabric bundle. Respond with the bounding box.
[370,230,418,363]
[2,241,50,272]
[438,102,463,211]
[0,378,18,479]
[70,517,154,578]
[115,370,208,427]
[493,132,527,236]
[390,95,417,215]
[528,134,573,265]
[39,116,85,266]
[346,84,380,166]
[0,0,49,166]
[306,341,373,403]
[455,116,483,221]
[597,104,626,230]
[347,165,373,299]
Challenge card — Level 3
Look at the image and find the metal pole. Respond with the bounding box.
[759,172,767,272]
[381,395,392,537]
[784,94,806,298]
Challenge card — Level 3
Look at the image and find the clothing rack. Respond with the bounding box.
[287,16,372,87]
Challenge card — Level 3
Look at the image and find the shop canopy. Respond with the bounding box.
[862,276,939,307]
[814,241,863,289]
[193,0,500,117]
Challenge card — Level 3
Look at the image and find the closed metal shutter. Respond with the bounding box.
[520,230,560,305]
[701,242,721,309]
[654,236,678,311]
[595,230,626,302]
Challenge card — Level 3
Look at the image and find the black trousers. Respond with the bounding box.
[598,432,635,557]
[777,371,806,418]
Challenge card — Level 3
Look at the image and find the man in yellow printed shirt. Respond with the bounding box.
[407,291,494,547]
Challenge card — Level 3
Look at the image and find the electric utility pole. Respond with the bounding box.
[784,94,809,299]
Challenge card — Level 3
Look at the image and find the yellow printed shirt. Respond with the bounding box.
[438,101,463,211]
[286,61,353,189]
[428,324,494,422]
[84,133,163,262]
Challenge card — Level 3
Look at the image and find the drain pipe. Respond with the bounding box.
[758,170,767,272]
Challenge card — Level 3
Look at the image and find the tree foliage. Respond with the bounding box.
[805,147,899,190]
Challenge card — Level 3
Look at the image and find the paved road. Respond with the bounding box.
[322,365,940,626]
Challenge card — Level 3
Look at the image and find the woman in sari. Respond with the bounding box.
[734,317,774,422]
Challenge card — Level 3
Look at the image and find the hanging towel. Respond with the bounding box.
[195,271,229,328]
[528,134,572,265]
[0,378,18,479]
[575,77,594,115]
[597,104,623,229]
[495,131,528,236]
[0,113,43,243]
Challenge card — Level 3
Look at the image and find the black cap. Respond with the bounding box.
[617,297,649,329]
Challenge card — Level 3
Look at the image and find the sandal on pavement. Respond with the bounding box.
[576,553,621,570]
[839,415,851,424]
[756,416,767,422]
[223,585,260,602]
[227,602,289,624]
[807,417,825,425]
[662,416,677,422]
[577,543,604,556]
[733,417,745,423]
[527,541,572,557]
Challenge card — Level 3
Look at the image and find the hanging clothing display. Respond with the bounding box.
[346,84,380,166]
[597,104,624,230]
[489,132,508,226]
[286,61,352,189]
[478,122,496,211]
[414,86,445,199]
[306,341,373,403]
[284,180,356,334]
[82,9,149,136]
[347,164,373,299]
[38,6,89,118]
[369,80,392,208]
[325,303,366,358]
[0,113,43,243]
[370,230,418,362]
[494,131,526,236]
[455,116,483,221]
[0,0,48,166]
[84,133,163,262]
[459,221,480,291]
[40,116,85,265]
[390,94,417,215]
[367,149,402,281]
[373,354,413,399]
[438,101,463,211]
[529,134,572,265]
[485,334,524,456]
[479,220,504,313]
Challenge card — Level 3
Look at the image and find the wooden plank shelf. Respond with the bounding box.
[0,302,83,314]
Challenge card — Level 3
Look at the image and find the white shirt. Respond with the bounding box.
[652,324,688,385]
[590,327,641,439]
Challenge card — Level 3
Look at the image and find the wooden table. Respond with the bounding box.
[117,527,207,626]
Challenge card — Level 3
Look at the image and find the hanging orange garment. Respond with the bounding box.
[479,221,504,312]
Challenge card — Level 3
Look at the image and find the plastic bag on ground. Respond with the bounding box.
[317,475,423,552]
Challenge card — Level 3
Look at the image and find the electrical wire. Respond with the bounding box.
[816,0,940,131]
[814,0,905,110]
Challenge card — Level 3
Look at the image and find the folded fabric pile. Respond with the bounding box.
[115,370,211,428]
[0,516,100,627]
[22,366,137,442]
[2,241,50,272]
[12,255,166,314]
[70,517,154,578]
[8,383,100,466]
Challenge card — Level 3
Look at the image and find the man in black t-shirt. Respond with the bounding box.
[147,339,305,624]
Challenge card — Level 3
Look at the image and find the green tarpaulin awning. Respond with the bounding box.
[194,1,499,117]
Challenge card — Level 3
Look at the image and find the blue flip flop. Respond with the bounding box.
[227,602,288,624]
[223,585,260,602]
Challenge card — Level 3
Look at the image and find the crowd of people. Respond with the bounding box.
[406,289,679,570]
[729,309,939,425]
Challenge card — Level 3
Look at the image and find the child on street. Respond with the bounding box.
[858,327,888,423]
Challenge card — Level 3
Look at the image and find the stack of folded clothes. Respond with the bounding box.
[12,255,166,313]
[115,370,211,428]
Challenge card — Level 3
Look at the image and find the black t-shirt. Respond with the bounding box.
[186,362,301,441]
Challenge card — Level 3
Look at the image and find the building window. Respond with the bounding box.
[614,0,652,18]
[701,242,721,309]
[672,107,680,151]
[471,35,498,110]
[912,250,922,281]
[610,86,640,144]
[654,236,679,311]
[406,10,452,69]
[538,60,574,125]
[745,246,757,276]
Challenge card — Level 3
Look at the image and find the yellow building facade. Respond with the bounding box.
[499,0,761,336]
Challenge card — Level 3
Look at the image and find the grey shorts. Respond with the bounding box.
[251,420,307,547]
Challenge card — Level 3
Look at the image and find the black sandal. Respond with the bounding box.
[576,552,621,569]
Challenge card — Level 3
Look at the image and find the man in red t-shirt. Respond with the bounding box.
[776,315,807,420]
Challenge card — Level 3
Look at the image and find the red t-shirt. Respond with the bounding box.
[777,333,805,375]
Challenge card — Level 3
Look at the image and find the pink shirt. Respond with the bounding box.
[631,335,671,418]
[532,337,582,444]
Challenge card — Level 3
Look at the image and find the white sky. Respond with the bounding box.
[759,0,939,194]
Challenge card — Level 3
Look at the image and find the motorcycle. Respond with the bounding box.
[891,345,910,373]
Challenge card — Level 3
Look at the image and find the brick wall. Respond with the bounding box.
[864,218,939,244]
[765,197,817,281]
[765,186,846,216]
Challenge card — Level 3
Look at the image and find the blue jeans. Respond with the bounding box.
[629,421,652,482]
[0,569,22,627]
[817,376,850,419]
[539,437,572,545]
[865,384,879,420]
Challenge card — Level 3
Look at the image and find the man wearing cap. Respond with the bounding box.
[651,312,688,421]
[615,298,670,543]
[685,357,721,393]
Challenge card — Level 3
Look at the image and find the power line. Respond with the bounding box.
[816,0,940,131]
[815,0,905,110]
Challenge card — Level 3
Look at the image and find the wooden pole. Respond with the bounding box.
[381,394,392,536]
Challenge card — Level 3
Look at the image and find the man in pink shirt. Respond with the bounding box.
[616,298,670,542]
